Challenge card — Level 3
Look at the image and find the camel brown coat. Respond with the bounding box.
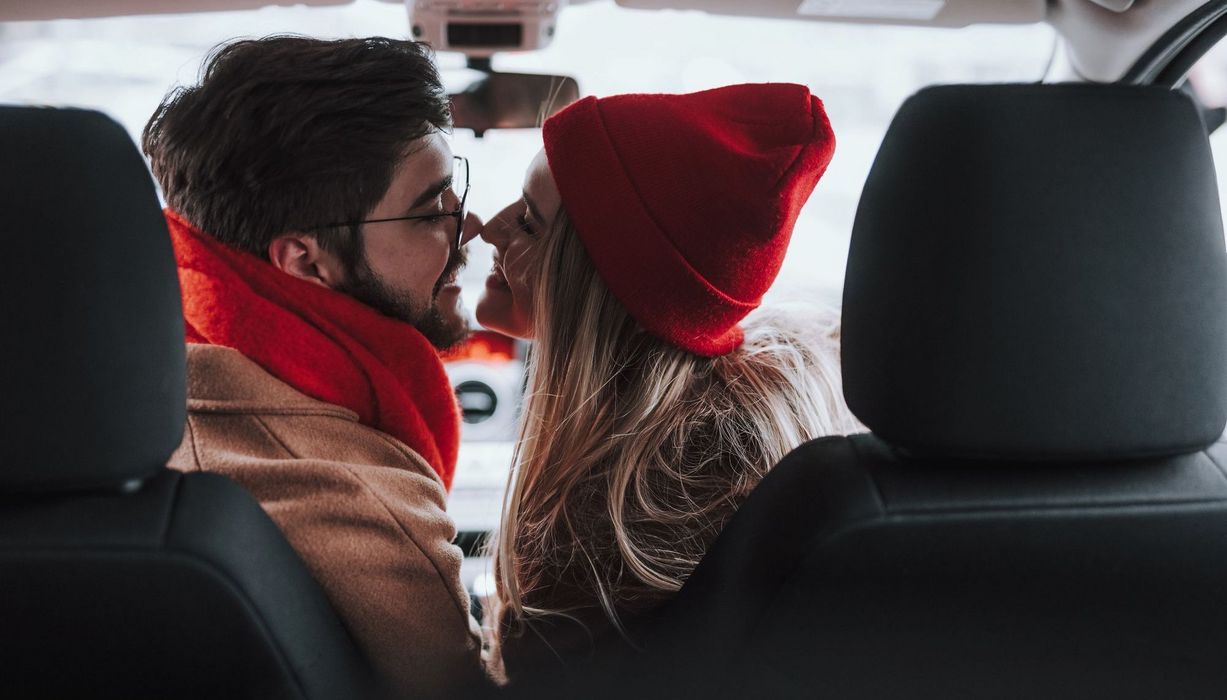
[166,344,485,698]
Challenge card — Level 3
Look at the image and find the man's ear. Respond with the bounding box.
[267,233,345,289]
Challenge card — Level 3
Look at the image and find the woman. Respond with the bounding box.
[475,83,860,680]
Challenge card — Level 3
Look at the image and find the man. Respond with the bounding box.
[143,36,485,698]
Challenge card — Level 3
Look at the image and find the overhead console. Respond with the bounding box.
[407,0,564,56]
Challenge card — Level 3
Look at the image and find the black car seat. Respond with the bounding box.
[541,83,1227,700]
[0,106,377,699]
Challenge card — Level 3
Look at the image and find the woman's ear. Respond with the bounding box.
[267,233,345,288]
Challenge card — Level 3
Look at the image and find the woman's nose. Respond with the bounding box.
[478,209,509,247]
[459,212,484,247]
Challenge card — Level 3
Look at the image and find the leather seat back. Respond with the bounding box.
[614,84,1227,700]
[0,106,376,699]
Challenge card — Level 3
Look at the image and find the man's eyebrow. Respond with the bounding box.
[408,174,453,211]
[523,191,545,224]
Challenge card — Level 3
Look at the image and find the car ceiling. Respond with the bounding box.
[0,0,357,21]
[0,0,1222,83]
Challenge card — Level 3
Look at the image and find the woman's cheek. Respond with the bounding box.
[509,265,536,334]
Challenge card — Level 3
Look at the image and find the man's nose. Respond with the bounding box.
[459,212,483,247]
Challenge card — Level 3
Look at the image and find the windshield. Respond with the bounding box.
[0,1,1054,298]
[0,0,1055,531]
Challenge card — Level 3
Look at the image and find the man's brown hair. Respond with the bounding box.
[142,35,451,269]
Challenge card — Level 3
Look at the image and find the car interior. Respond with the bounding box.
[0,105,377,699]
[3,0,1227,698]
[558,81,1227,700]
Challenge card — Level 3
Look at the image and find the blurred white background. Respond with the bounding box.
[0,0,1058,533]
[0,0,1056,304]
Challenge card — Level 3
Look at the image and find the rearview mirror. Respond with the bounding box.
[450,72,580,137]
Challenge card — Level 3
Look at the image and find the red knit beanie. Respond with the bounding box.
[542,82,834,357]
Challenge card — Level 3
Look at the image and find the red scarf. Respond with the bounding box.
[166,210,460,490]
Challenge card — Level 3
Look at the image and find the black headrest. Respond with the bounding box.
[0,107,185,490]
[842,84,1227,461]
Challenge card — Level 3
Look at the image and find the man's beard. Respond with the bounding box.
[338,246,469,351]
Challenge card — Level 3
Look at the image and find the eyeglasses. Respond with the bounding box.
[306,155,469,252]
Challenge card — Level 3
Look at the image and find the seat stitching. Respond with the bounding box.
[849,437,888,512]
[159,472,185,547]
[1201,447,1227,486]
[882,496,1227,517]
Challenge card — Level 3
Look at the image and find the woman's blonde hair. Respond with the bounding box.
[489,212,860,654]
